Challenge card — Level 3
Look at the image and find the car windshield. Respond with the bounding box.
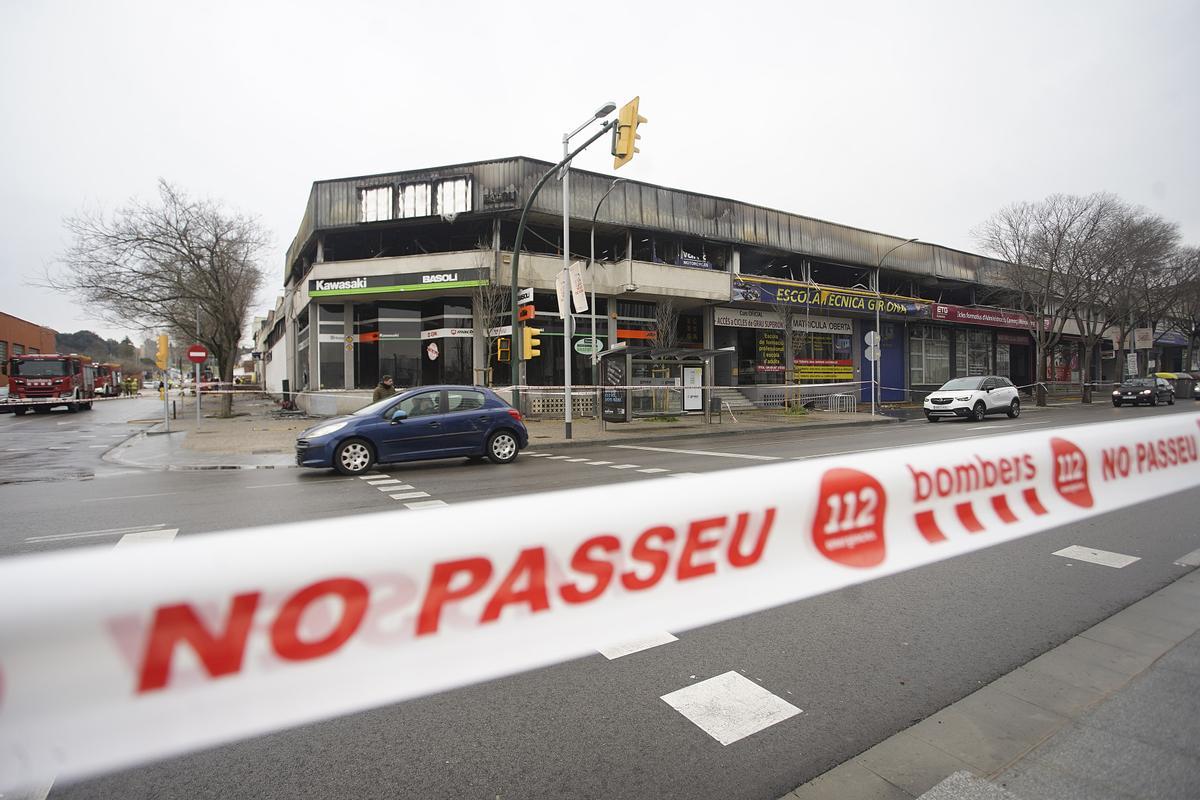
[1123,379,1155,387]
[352,393,405,417]
[10,359,71,377]
[938,377,984,391]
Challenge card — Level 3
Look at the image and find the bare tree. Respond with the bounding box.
[975,194,1113,402]
[47,180,268,416]
[1104,209,1180,376]
[654,298,680,351]
[1172,247,1200,372]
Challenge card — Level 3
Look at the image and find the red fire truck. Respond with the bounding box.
[94,362,123,397]
[4,353,96,414]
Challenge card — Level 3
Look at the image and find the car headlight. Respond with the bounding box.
[955,395,972,401]
[1141,389,1152,394]
[1112,390,1121,395]
[307,421,349,438]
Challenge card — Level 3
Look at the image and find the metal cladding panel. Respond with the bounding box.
[933,248,980,281]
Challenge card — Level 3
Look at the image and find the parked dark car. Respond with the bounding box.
[296,385,528,475]
[1111,378,1174,407]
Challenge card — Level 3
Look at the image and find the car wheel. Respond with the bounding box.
[1007,399,1020,418]
[13,407,27,416]
[926,414,940,423]
[486,430,519,464]
[333,438,374,476]
[971,401,986,422]
[1168,393,1174,405]
[1150,394,1158,406]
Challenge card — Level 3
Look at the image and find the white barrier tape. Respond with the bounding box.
[1,413,1198,787]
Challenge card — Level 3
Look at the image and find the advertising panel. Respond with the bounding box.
[309,268,488,297]
[713,307,853,334]
[929,303,1033,330]
[731,276,927,316]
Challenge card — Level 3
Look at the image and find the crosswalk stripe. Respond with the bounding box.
[378,484,414,492]
[609,464,640,470]
[390,491,431,501]
[565,458,589,463]
[598,631,678,659]
[546,455,571,460]
[669,472,701,478]
[585,461,613,466]
[114,528,179,548]
[637,468,669,474]
[369,479,405,486]
[405,500,448,509]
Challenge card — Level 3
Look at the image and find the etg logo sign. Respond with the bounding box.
[812,468,887,568]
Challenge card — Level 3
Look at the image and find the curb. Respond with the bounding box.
[103,426,299,472]
[525,415,903,450]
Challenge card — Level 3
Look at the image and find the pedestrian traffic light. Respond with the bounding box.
[155,335,169,370]
[612,96,647,169]
[523,326,542,359]
[495,337,511,363]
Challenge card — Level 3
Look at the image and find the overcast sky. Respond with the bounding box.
[2,0,1196,343]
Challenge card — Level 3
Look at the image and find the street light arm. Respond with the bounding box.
[509,119,616,408]
[877,237,920,269]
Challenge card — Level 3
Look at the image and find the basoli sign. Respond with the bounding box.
[309,269,487,297]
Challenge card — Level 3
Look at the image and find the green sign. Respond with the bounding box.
[574,337,604,355]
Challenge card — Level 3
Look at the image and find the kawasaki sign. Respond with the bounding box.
[309,269,488,297]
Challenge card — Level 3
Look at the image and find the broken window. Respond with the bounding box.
[399,183,432,218]
[358,186,393,223]
[436,177,472,217]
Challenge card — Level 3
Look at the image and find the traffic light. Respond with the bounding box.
[155,334,169,370]
[523,326,542,359]
[612,96,647,169]
[494,337,511,363]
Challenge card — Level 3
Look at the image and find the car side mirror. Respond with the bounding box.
[390,408,408,423]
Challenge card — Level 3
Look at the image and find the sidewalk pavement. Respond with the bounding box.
[104,392,904,469]
[784,566,1200,800]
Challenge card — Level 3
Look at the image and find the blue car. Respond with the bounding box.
[296,385,528,475]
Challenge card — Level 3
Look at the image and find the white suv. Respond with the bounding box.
[923,376,1021,422]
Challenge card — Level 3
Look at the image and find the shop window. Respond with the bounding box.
[13,344,24,356]
[968,330,993,375]
[793,332,854,383]
[359,186,393,223]
[399,183,432,218]
[910,325,951,385]
[0,340,7,374]
[436,178,472,217]
[997,344,1010,378]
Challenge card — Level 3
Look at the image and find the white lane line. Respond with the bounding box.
[526,452,551,457]
[79,435,96,439]
[546,455,572,460]
[369,479,406,486]
[598,631,678,659]
[610,444,780,461]
[609,464,641,470]
[1053,545,1141,569]
[93,491,181,502]
[637,468,670,474]
[585,461,613,466]
[378,484,414,492]
[661,671,801,746]
[1174,548,1200,568]
[390,491,431,501]
[358,475,379,479]
[405,500,448,509]
[669,472,701,478]
[25,524,167,543]
[114,528,179,548]
[966,420,1052,431]
[47,446,71,450]
[88,444,108,448]
[565,458,590,463]
[5,448,30,452]
[56,421,75,426]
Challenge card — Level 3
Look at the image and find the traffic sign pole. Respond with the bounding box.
[188,343,208,430]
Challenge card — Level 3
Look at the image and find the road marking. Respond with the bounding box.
[405,500,448,509]
[564,458,590,463]
[526,452,551,457]
[369,479,406,486]
[1173,548,1200,567]
[56,421,75,426]
[92,491,181,502]
[546,455,572,460]
[379,484,414,492]
[585,461,613,466]
[3,777,54,800]
[598,631,678,659]
[390,491,430,501]
[661,671,801,746]
[5,448,30,452]
[966,420,1052,431]
[609,464,640,470]
[669,472,701,477]
[88,444,108,448]
[357,475,379,479]
[47,446,71,450]
[1053,545,1141,569]
[114,528,179,548]
[610,444,781,461]
[637,467,670,474]
[25,524,167,543]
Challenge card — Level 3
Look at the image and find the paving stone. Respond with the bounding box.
[1045,635,1162,678]
[907,686,1064,775]
[915,771,1019,800]
[786,759,912,800]
[1077,620,1178,662]
[1029,724,1200,799]
[989,665,1106,719]
[997,756,1139,800]
[1103,605,1197,644]
[1022,645,1133,696]
[857,732,977,796]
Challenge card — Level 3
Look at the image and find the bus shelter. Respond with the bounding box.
[600,347,725,425]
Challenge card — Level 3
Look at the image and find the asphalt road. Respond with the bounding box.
[3,400,1199,799]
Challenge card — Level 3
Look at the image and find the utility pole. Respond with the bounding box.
[872,238,918,415]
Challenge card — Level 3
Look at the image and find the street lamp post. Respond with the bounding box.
[872,237,919,415]
[560,101,617,440]
[590,178,626,387]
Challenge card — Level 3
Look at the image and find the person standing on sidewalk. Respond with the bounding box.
[372,375,396,404]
